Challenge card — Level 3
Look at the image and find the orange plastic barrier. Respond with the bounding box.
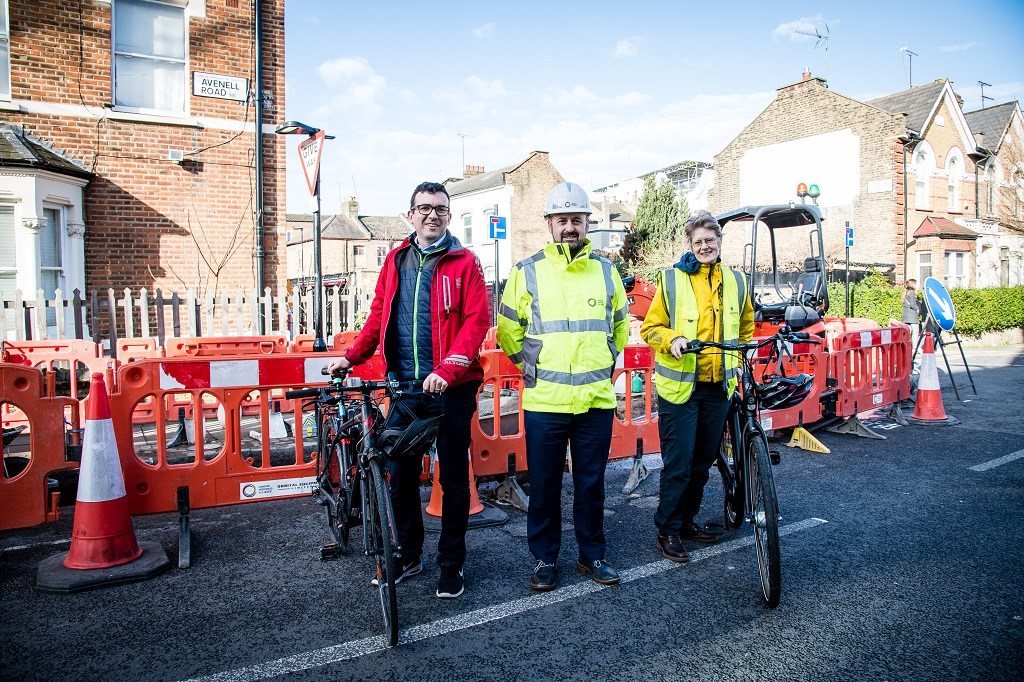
[165,335,288,357]
[0,363,79,531]
[117,337,163,363]
[470,350,527,478]
[1,339,112,401]
[609,345,660,460]
[824,319,912,417]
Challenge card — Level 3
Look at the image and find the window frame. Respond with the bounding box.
[943,250,967,289]
[914,143,934,211]
[0,0,10,101]
[917,251,932,282]
[111,0,189,117]
[461,212,472,246]
[946,148,963,213]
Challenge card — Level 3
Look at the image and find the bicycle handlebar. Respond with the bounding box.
[284,369,423,401]
[683,326,821,355]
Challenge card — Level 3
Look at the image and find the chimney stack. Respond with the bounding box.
[464,164,485,178]
[802,67,811,81]
[341,196,359,216]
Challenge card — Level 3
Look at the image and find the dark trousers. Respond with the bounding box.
[386,380,480,568]
[655,382,731,535]
[525,409,613,564]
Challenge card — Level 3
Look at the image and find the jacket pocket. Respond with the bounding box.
[522,336,543,389]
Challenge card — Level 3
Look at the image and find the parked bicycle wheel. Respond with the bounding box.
[366,458,399,646]
[327,437,353,547]
[748,435,781,608]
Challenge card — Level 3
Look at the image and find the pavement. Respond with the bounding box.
[1,344,1022,681]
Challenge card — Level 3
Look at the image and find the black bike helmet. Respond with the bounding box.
[757,374,814,410]
[378,415,442,460]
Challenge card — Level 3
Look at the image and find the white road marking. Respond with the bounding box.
[0,537,70,554]
[969,449,1024,472]
[183,517,828,682]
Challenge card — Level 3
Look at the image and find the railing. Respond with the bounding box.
[1,286,359,354]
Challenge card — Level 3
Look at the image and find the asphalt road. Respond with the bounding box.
[3,345,1023,682]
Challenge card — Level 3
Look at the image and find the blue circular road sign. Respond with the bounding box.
[923,276,956,332]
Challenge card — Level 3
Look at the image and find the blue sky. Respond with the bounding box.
[281,1,1024,216]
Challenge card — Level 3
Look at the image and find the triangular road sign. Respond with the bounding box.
[298,130,325,195]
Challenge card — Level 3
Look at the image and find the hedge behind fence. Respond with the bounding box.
[825,275,1024,338]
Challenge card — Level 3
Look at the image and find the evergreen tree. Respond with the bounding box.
[620,176,690,279]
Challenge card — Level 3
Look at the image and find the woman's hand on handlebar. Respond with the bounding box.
[327,356,352,376]
[669,336,689,359]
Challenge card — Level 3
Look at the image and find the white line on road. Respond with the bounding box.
[183,517,828,682]
[969,449,1024,472]
[0,537,70,554]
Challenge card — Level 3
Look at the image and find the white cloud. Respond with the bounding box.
[939,41,980,52]
[613,36,643,58]
[773,15,826,42]
[472,22,495,39]
[314,57,387,114]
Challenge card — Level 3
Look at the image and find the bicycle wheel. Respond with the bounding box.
[748,434,781,608]
[328,438,353,547]
[717,414,744,531]
[366,458,399,646]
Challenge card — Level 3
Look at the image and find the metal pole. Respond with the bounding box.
[493,238,499,325]
[845,222,851,317]
[312,174,326,351]
[253,0,265,332]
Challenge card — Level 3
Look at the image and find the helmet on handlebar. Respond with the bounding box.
[757,374,813,410]
[378,414,442,461]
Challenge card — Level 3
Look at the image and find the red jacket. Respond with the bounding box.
[345,234,490,386]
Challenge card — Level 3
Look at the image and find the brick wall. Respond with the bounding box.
[711,76,909,280]
[506,152,564,264]
[0,0,287,297]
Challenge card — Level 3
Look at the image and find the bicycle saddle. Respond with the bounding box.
[379,415,442,460]
[757,374,813,410]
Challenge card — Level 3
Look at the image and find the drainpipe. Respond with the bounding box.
[254,0,266,331]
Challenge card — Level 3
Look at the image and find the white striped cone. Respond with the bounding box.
[911,333,948,421]
[63,373,142,570]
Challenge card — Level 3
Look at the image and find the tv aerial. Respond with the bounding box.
[795,23,830,79]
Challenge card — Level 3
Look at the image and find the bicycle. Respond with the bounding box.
[285,370,440,646]
[683,325,819,608]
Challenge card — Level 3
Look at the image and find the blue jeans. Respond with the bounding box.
[525,409,613,564]
[655,383,731,535]
[386,380,480,568]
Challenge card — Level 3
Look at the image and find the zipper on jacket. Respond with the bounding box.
[413,250,425,378]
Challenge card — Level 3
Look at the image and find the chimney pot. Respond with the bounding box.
[802,67,811,81]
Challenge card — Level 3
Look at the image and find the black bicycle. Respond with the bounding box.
[685,326,819,608]
[285,370,439,646]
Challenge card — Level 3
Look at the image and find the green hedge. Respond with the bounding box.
[826,276,1024,337]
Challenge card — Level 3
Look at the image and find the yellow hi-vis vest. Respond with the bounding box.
[496,241,629,414]
[653,265,747,404]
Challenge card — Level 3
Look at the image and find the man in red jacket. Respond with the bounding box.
[328,181,489,599]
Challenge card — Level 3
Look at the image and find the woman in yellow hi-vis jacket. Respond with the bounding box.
[498,182,629,592]
[640,210,754,564]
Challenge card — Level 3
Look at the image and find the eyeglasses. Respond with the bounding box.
[413,204,451,217]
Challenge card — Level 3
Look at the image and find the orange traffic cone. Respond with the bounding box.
[423,452,507,530]
[37,374,170,593]
[908,333,959,426]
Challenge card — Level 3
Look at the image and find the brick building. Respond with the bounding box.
[444,151,564,282]
[709,70,1023,287]
[0,0,287,328]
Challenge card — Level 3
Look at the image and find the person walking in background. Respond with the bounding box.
[328,181,489,599]
[903,279,922,368]
[497,182,630,591]
[640,210,754,564]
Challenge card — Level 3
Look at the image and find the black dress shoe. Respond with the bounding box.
[681,521,720,544]
[531,560,557,591]
[576,559,620,585]
[657,534,690,563]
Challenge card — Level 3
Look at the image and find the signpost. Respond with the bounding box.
[297,130,326,351]
[844,222,853,316]
[298,131,325,196]
[489,216,507,324]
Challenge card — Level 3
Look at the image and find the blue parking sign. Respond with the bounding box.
[923,276,956,331]
[845,226,854,248]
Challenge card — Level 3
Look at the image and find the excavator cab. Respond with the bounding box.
[715,203,828,331]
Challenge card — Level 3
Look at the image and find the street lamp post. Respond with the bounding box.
[275,120,334,352]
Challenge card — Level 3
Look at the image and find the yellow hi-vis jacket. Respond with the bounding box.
[640,262,754,404]
[497,240,629,414]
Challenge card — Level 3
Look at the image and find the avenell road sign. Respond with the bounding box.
[489,216,507,240]
[923,276,956,331]
[297,130,326,195]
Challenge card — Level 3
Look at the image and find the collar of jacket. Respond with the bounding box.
[400,230,464,256]
[544,239,592,266]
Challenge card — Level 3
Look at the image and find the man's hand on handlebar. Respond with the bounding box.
[327,356,352,376]
[422,372,448,394]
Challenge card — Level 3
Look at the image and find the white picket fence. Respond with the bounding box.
[1,285,355,353]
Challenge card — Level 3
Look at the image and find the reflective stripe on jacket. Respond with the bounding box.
[496,240,629,414]
[642,263,750,404]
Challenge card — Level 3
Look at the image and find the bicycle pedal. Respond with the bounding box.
[312,489,328,506]
[319,542,344,561]
[769,450,781,465]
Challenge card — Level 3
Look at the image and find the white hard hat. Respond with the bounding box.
[543,182,592,217]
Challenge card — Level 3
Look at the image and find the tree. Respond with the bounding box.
[620,176,690,279]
